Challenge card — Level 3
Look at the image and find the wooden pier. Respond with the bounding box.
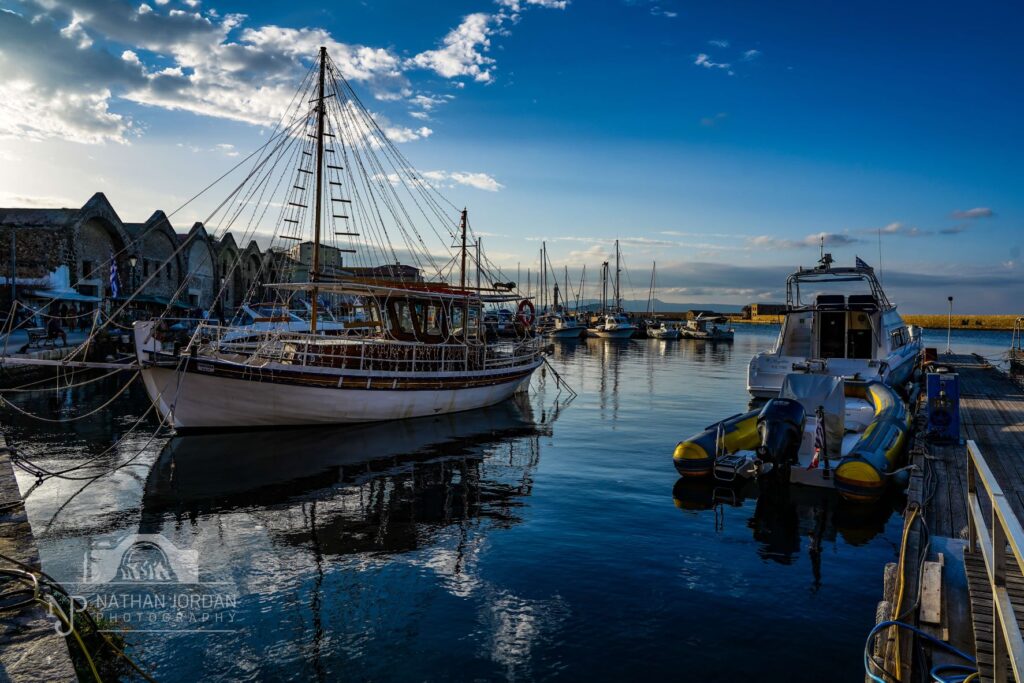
[874,353,1024,682]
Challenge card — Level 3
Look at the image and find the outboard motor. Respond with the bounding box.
[756,398,806,466]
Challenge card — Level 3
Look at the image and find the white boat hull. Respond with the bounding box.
[594,327,636,339]
[139,363,536,430]
[548,327,583,339]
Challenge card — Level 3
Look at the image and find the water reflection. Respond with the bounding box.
[132,393,569,679]
[672,478,900,588]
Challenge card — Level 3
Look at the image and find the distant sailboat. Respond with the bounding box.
[593,240,637,339]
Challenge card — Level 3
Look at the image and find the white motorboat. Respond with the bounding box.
[543,313,583,339]
[680,315,734,341]
[594,314,637,339]
[746,254,921,398]
[649,322,682,340]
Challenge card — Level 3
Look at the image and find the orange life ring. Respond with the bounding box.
[517,299,536,326]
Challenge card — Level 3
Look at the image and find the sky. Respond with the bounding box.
[0,0,1021,312]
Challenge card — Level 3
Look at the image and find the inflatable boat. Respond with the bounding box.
[672,375,911,501]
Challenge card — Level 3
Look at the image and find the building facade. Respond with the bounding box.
[0,193,420,316]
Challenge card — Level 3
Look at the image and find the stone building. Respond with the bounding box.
[0,193,421,316]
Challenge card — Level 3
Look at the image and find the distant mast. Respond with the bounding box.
[310,45,327,334]
[614,239,621,311]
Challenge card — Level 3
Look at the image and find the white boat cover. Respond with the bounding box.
[780,374,845,458]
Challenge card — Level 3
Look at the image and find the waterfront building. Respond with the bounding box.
[0,193,421,320]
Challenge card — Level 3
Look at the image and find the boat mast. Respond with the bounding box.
[647,261,656,316]
[459,208,468,290]
[600,261,608,316]
[310,46,327,334]
[459,208,469,339]
[614,239,621,312]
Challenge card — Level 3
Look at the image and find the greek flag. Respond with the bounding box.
[109,253,120,299]
[809,408,827,469]
[855,256,872,270]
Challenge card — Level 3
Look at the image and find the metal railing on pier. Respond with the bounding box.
[966,439,1024,682]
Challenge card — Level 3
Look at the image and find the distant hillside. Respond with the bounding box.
[569,298,743,314]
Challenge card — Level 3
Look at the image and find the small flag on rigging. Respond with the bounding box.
[109,252,120,299]
[855,256,872,270]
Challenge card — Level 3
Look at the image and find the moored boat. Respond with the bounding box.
[594,313,637,339]
[132,47,544,430]
[747,253,920,398]
[671,374,911,501]
[680,315,734,341]
[648,322,682,340]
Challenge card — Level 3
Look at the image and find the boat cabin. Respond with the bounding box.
[774,293,912,362]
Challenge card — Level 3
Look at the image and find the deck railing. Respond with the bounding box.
[966,439,1024,682]
[184,323,541,374]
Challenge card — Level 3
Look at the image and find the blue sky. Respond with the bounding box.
[0,0,1021,311]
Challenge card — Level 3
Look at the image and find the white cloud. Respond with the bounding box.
[410,13,498,83]
[951,207,994,220]
[59,11,92,48]
[0,0,559,145]
[694,53,732,75]
[420,170,504,191]
[747,231,860,249]
[650,7,678,18]
[708,39,729,48]
[742,49,761,61]
[496,0,569,10]
[384,125,433,143]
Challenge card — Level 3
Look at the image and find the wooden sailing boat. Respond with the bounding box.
[132,47,543,429]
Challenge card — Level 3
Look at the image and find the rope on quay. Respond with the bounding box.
[863,620,977,683]
[0,552,159,683]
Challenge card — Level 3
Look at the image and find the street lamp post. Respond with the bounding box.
[219,276,227,325]
[128,255,138,320]
[946,296,954,354]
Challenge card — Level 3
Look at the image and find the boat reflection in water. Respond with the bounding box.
[137,393,572,679]
[142,394,549,527]
[672,478,900,588]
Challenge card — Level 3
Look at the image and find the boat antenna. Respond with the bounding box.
[310,45,327,334]
[877,226,884,286]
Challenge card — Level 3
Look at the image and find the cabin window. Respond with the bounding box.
[423,304,442,335]
[395,301,415,335]
[82,260,94,279]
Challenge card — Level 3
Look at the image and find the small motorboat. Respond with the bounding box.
[672,374,911,501]
[649,322,682,340]
[594,313,637,339]
[542,313,584,340]
[680,315,734,341]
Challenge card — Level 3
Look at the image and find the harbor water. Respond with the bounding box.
[2,326,1012,681]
